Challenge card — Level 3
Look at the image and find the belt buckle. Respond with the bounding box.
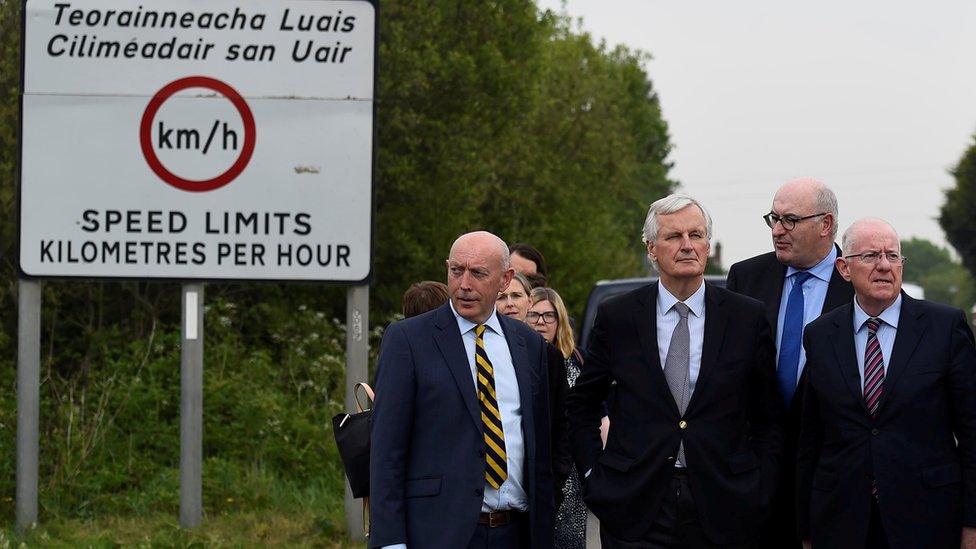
[488,510,505,528]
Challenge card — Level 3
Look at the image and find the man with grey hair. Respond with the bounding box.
[726,177,854,549]
[797,218,976,548]
[569,193,782,547]
[370,231,556,548]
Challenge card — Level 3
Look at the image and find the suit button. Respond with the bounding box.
[474,488,483,496]
[678,420,688,430]
[872,428,880,436]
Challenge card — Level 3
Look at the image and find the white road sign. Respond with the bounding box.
[20,0,376,281]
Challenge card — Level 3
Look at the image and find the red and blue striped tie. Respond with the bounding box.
[863,318,885,417]
[863,318,884,499]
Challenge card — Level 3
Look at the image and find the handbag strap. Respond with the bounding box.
[363,496,370,538]
[354,382,375,413]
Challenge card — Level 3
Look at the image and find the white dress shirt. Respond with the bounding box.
[657,281,706,467]
[852,294,901,391]
[449,302,528,513]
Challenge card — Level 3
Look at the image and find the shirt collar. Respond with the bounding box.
[657,279,706,318]
[785,245,838,283]
[852,293,902,333]
[449,299,503,336]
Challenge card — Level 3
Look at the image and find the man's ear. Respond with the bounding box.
[646,241,656,262]
[500,268,514,290]
[835,257,852,282]
[821,214,834,239]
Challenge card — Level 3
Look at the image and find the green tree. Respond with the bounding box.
[900,237,975,310]
[374,4,675,315]
[941,135,976,280]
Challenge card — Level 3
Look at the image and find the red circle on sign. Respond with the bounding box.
[139,76,256,192]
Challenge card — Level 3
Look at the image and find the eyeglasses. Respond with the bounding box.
[762,212,828,231]
[526,311,558,324]
[843,251,906,265]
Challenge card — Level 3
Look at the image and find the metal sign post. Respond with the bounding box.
[15,279,42,534]
[180,284,205,528]
[344,284,369,541]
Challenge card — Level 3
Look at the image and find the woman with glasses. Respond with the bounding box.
[528,287,586,549]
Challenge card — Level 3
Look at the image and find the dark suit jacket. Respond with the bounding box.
[546,342,572,506]
[725,247,854,341]
[726,246,854,547]
[797,294,976,548]
[567,281,783,544]
[369,303,555,548]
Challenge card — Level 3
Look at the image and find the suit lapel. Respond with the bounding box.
[432,304,481,431]
[830,303,872,416]
[877,295,925,416]
[499,316,536,464]
[634,283,680,416]
[687,283,727,415]
[760,257,787,338]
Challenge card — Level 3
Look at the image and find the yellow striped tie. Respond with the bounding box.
[476,324,507,489]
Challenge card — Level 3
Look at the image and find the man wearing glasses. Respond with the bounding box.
[797,218,976,548]
[726,177,854,549]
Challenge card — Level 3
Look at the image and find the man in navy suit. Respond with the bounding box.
[569,194,783,548]
[797,218,976,548]
[725,178,853,548]
[370,231,555,549]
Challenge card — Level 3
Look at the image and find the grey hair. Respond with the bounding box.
[499,242,511,269]
[641,193,713,245]
[814,184,839,240]
[841,218,899,255]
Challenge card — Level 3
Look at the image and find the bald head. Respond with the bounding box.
[446,231,514,323]
[841,218,899,256]
[449,231,511,270]
[769,177,838,269]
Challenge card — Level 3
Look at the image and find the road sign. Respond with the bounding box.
[20,0,376,281]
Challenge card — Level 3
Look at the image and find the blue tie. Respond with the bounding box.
[778,272,812,406]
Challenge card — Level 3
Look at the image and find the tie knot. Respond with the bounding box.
[794,271,812,286]
[476,324,486,338]
[673,302,690,319]
[865,318,881,334]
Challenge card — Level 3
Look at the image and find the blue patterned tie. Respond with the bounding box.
[778,272,812,406]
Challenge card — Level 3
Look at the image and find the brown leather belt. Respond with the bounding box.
[478,510,525,528]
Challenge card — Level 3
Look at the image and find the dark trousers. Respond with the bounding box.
[866,501,889,549]
[759,463,800,549]
[466,511,529,549]
[600,470,758,549]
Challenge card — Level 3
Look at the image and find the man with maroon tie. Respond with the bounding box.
[796,218,976,548]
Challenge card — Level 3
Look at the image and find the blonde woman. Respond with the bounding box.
[528,287,586,549]
[495,271,532,321]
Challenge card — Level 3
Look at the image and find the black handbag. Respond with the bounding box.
[332,382,374,499]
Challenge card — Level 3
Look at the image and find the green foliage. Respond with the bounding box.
[375,2,676,317]
[0,299,349,524]
[941,135,976,284]
[0,0,18,278]
[900,237,975,311]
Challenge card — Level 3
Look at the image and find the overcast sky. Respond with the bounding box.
[537,0,976,266]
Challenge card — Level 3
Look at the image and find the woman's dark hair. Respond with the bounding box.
[509,243,548,280]
[402,281,449,318]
